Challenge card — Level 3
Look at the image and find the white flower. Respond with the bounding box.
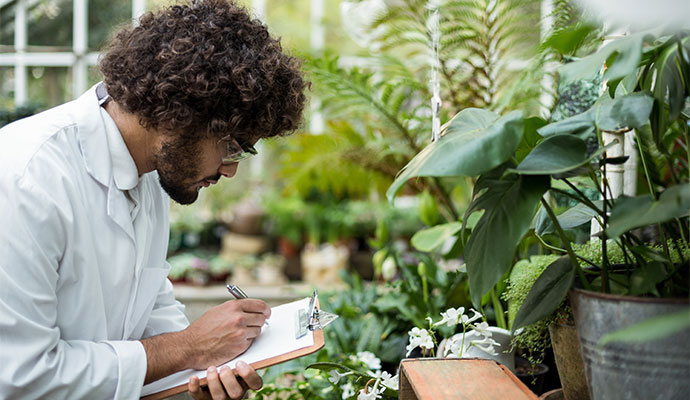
[469,335,501,356]
[328,370,353,385]
[471,321,492,336]
[406,327,434,356]
[357,381,383,400]
[341,382,355,399]
[357,351,382,371]
[461,309,483,325]
[435,307,464,327]
[443,334,464,358]
[380,371,399,390]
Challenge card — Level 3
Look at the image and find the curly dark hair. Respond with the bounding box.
[99,0,307,143]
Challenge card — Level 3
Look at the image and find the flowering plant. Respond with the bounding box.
[306,351,399,400]
[405,307,501,359]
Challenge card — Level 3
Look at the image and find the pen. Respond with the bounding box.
[226,284,248,300]
[226,284,269,326]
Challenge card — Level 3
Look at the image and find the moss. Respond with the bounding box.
[502,254,562,365]
[572,239,690,266]
[503,255,561,327]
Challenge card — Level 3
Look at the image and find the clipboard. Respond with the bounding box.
[141,291,337,400]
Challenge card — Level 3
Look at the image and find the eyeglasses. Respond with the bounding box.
[217,135,258,164]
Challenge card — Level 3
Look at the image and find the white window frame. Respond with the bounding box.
[0,0,146,106]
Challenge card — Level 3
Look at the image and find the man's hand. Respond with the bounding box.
[188,361,263,400]
[141,299,270,384]
[184,299,271,369]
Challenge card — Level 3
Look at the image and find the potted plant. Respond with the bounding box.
[388,27,689,399]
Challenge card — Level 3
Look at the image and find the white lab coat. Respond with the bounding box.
[0,85,189,399]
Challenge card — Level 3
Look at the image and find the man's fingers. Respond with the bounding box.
[232,299,271,318]
[243,326,262,340]
[219,366,245,400]
[206,367,228,400]
[188,375,208,400]
[235,361,263,390]
[243,313,268,328]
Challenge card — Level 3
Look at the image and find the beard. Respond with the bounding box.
[155,136,219,205]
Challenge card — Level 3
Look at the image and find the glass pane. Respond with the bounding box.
[27,0,73,48]
[0,2,15,46]
[0,67,14,108]
[89,0,132,51]
[28,66,71,108]
[88,65,103,87]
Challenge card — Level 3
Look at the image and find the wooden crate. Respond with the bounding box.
[399,358,538,400]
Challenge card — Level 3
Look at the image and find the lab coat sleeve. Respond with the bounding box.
[143,266,190,338]
[0,172,147,399]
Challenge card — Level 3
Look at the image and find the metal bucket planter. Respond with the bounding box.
[570,288,690,400]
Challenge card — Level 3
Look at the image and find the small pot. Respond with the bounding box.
[515,356,549,395]
[549,322,589,400]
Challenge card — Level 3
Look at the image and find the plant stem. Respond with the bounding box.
[490,288,507,330]
[429,177,460,220]
[534,233,567,253]
[534,233,600,268]
[540,198,591,290]
[551,185,605,217]
[601,156,610,293]
[634,129,658,199]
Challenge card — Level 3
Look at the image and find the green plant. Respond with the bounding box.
[502,254,562,367]
[0,104,42,128]
[388,27,690,340]
[275,0,546,221]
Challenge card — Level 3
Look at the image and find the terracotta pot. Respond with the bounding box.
[571,288,690,400]
[548,322,589,400]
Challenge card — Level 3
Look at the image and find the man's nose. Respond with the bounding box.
[218,162,239,178]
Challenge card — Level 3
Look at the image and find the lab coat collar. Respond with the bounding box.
[74,83,135,242]
[101,107,139,191]
[74,83,112,188]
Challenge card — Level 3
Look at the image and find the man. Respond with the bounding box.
[0,0,307,399]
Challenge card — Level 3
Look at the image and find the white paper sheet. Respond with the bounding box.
[141,297,313,397]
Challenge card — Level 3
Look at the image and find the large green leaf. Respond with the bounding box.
[515,116,547,162]
[511,256,575,332]
[599,308,690,346]
[541,23,598,55]
[411,222,463,252]
[560,32,649,84]
[595,92,654,131]
[464,171,550,307]
[538,109,596,139]
[512,135,611,175]
[387,109,524,201]
[629,261,669,296]
[644,36,690,146]
[306,362,368,377]
[606,183,690,238]
[537,201,603,235]
[538,92,654,140]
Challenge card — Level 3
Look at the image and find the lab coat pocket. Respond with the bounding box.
[123,267,169,340]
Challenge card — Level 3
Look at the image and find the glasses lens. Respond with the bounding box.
[219,136,258,164]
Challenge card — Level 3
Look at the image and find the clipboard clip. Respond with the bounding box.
[295,290,339,339]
